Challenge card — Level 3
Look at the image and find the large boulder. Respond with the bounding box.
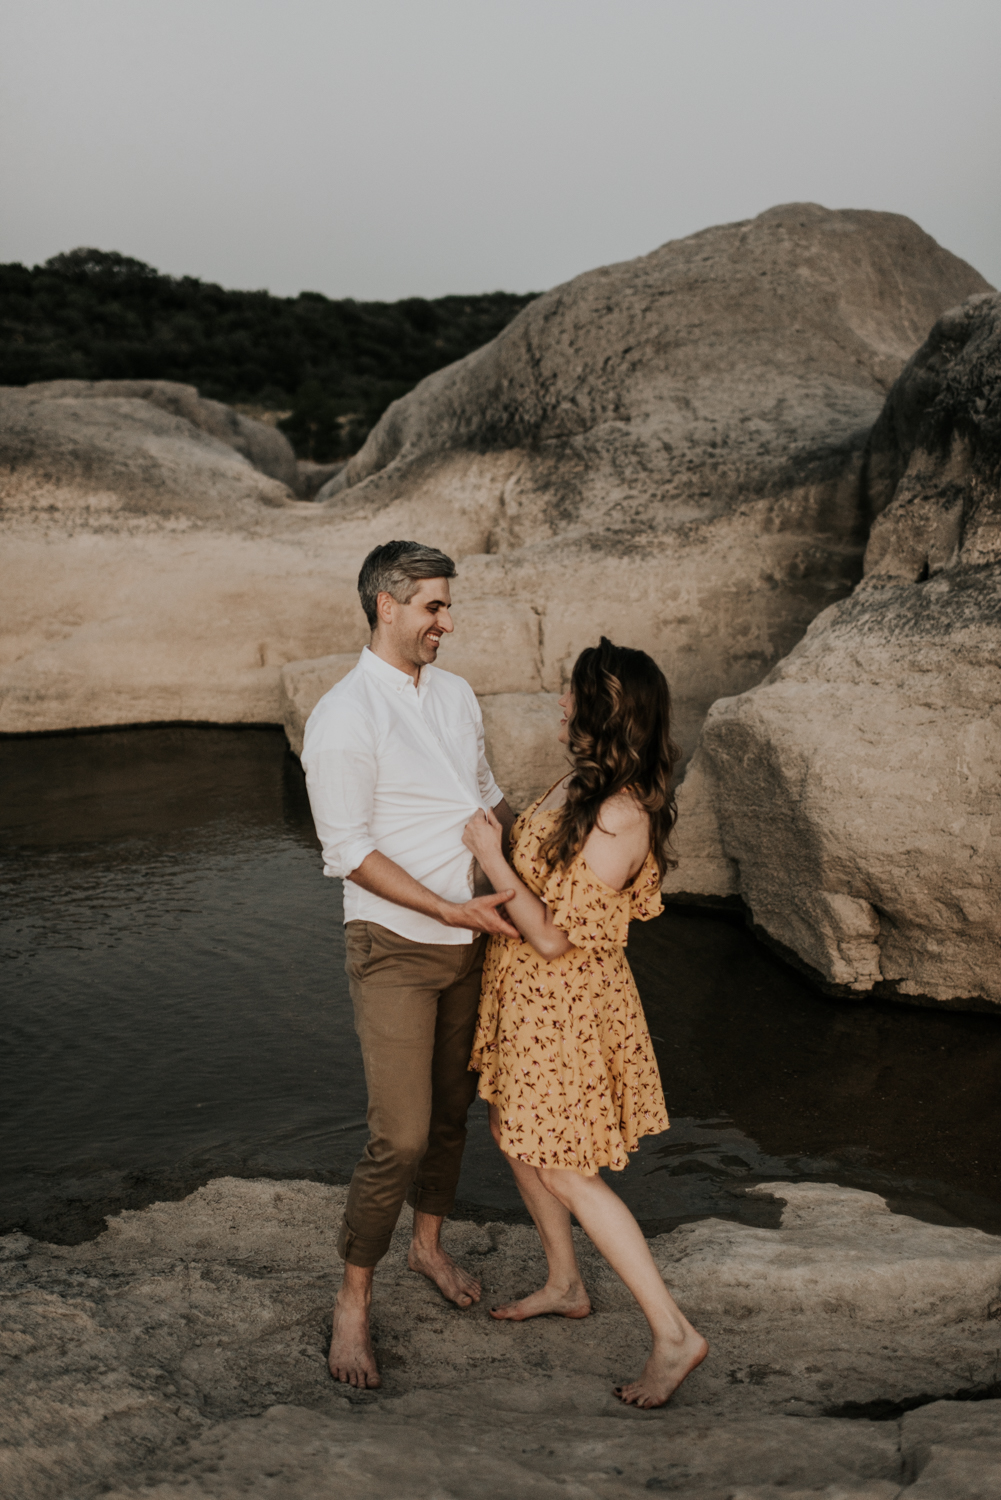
[317,203,989,757]
[20,379,300,489]
[666,292,1001,1009]
[0,208,989,756]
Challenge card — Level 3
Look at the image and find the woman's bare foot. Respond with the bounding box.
[615,1330,709,1409]
[328,1289,381,1388]
[490,1281,591,1321]
[407,1240,482,1307]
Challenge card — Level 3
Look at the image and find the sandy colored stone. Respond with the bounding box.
[901,1399,1001,1497]
[1,208,989,757]
[657,1182,1001,1324]
[0,431,504,735]
[317,204,989,762]
[2,1176,1000,1497]
[22,379,300,490]
[94,1405,905,1500]
[278,653,360,755]
[664,293,1001,1008]
[478,691,568,810]
[295,458,346,499]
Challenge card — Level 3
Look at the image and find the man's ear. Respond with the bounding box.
[375,591,395,627]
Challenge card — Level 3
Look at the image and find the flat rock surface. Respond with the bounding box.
[3,1177,1000,1497]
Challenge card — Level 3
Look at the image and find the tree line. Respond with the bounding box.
[0,248,538,460]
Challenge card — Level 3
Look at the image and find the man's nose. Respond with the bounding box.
[439,609,455,634]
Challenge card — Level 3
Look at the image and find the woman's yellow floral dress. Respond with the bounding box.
[469,791,670,1174]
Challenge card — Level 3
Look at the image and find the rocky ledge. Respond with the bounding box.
[3,1177,1001,1497]
[666,292,1001,1011]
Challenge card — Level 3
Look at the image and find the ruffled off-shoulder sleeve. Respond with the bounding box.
[540,851,662,950]
[628,855,664,923]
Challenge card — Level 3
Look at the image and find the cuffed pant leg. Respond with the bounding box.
[407,934,487,1219]
[340,924,476,1267]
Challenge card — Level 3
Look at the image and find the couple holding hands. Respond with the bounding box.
[302,540,707,1409]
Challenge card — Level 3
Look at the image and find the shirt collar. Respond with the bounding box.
[360,645,429,697]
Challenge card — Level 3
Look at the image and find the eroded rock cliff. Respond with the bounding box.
[316,203,989,757]
[667,293,1001,1008]
[0,207,988,764]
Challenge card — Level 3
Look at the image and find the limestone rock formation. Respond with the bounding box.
[666,293,1001,1009]
[2,1177,1001,1497]
[0,207,989,752]
[478,691,568,810]
[316,203,989,758]
[21,379,300,489]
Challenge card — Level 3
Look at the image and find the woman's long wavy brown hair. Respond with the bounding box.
[539,638,680,879]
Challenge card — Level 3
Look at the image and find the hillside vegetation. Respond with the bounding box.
[0,249,537,459]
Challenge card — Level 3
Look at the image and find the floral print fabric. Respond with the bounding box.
[469,793,670,1174]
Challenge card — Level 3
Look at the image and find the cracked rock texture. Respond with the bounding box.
[0,206,988,757]
[664,292,1001,1010]
[2,1176,1001,1498]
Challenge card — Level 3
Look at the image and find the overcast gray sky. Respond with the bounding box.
[2,0,998,299]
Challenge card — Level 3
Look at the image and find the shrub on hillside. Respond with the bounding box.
[0,251,537,457]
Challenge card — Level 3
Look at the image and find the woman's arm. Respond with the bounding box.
[463,792,652,959]
[462,809,572,960]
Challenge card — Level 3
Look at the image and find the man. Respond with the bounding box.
[301,539,517,1389]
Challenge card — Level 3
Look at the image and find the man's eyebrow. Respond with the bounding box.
[425,597,451,609]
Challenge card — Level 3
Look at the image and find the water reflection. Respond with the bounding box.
[1,728,999,1244]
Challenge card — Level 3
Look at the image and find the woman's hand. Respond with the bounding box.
[463,807,505,865]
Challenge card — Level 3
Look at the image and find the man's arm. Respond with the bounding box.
[348,850,519,938]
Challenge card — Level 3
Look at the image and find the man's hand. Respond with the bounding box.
[348,850,519,937]
[441,889,520,939]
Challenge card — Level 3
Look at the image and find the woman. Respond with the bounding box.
[463,638,708,1409]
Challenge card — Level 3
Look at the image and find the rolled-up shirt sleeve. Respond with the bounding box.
[302,713,378,880]
[474,700,504,810]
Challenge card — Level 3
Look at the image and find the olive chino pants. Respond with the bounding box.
[337,921,487,1268]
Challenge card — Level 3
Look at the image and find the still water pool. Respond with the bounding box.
[2,727,1000,1244]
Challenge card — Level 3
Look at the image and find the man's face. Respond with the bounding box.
[378,577,454,671]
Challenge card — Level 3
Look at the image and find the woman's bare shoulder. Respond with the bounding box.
[582,790,650,889]
[596,789,650,835]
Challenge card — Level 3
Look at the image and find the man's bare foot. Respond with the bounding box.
[615,1330,709,1409]
[328,1290,381,1388]
[407,1240,482,1307]
[490,1282,591,1321]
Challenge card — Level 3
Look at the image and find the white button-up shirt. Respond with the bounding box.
[301,646,504,944]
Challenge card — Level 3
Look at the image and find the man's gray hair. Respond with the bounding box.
[357,540,457,629]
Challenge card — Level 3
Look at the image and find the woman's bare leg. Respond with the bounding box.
[487,1106,590,1320]
[538,1165,708,1407]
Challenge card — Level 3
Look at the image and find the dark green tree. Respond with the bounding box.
[0,250,537,457]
